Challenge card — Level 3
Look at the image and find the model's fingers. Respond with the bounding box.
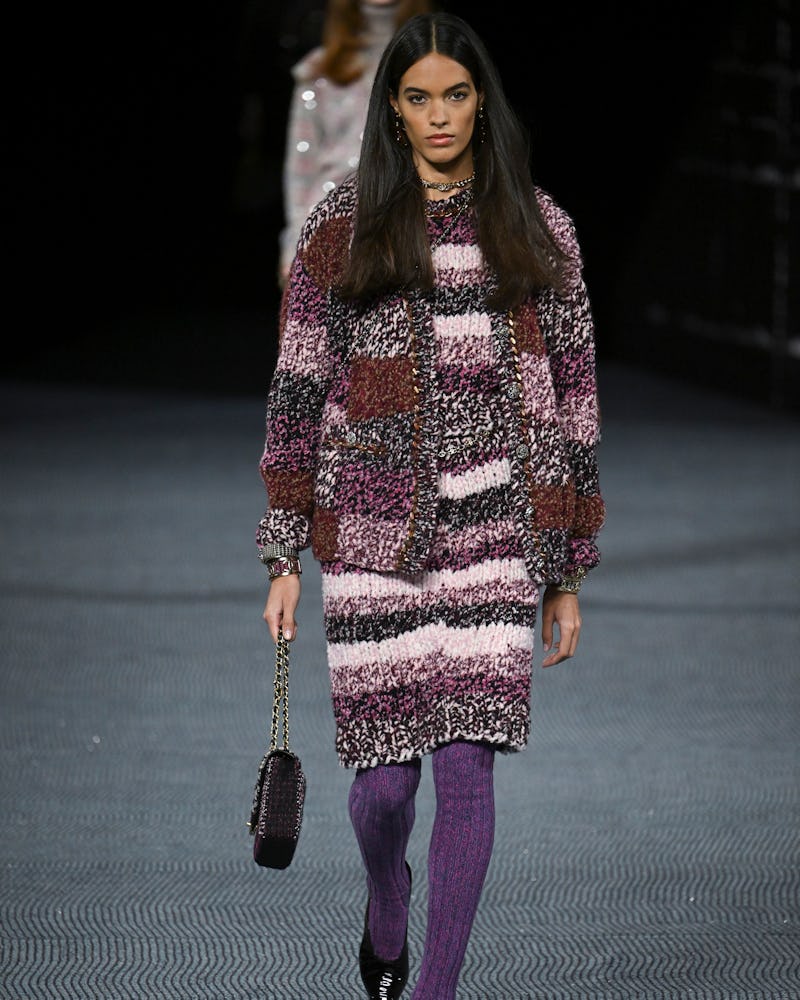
[559,614,581,659]
[280,610,298,642]
[263,599,281,644]
[540,606,555,652]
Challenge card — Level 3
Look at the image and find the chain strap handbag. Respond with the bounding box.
[248,633,306,869]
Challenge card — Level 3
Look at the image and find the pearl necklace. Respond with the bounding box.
[419,172,476,192]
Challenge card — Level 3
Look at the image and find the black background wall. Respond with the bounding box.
[8,1,798,408]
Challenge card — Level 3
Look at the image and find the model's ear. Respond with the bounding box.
[388,91,399,115]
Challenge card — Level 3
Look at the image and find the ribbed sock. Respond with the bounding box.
[411,740,496,1000]
[348,759,421,961]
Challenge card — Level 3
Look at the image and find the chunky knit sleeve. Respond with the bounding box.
[255,259,331,554]
[537,191,606,576]
[257,183,355,556]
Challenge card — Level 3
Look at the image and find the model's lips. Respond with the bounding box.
[426,134,454,146]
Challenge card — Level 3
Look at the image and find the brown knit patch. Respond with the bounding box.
[530,482,576,530]
[265,470,314,517]
[574,494,606,535]
[347,356,416,420]
[311,508,339,561]
[514,301,546,357]
[300,217,351,290]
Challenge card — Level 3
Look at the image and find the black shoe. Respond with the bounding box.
[358,864,412,1000]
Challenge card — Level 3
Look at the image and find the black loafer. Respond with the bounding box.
[358,864,412,1000]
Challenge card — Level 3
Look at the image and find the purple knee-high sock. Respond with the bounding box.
[411,741,496,1000]
[348,760,421,961]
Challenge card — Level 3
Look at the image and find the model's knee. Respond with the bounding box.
[351,761,421,816]
[432,740,495,780]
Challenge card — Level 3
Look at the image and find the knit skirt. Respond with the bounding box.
[321,453,540,770]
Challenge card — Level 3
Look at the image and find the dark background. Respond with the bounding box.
[9,1,799,408]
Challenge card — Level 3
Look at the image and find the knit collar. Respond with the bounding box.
[424,187,475,218]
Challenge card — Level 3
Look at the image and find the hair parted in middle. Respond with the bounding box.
[338,11,569,309]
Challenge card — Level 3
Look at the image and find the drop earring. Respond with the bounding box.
[394,111,408,147]
[477,105,487,144]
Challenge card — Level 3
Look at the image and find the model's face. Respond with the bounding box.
[389,52,482,179]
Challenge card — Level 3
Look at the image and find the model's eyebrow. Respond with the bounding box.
[402,81,472,97]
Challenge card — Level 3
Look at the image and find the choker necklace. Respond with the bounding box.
[419,172,476,192]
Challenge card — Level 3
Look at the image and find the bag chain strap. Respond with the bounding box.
[269,633,291,753]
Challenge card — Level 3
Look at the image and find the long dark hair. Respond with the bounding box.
[338,12,569,308]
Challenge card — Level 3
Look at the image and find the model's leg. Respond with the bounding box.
[349,759,421,961]
[411,740,496,1000]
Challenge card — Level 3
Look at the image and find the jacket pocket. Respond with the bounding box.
[314,436,414,522]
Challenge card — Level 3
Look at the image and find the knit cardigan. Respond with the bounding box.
[257,177,605,586]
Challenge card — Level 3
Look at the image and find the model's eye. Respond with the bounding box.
[449,90,468,101]
[408,94,426,105]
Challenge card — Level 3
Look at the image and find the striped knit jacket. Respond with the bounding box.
[257,176,605,586]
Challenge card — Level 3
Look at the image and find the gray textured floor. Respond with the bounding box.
[1,362,798,1000]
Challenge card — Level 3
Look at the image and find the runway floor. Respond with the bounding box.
[1,361,798,999]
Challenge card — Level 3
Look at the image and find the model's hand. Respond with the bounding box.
[540,588,581,667]
[263,575,301,644]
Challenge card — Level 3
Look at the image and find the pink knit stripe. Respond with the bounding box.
[331,647,533,701]
[434,310,493,348]
[432,242,485,273]
[277,322,330,376]
[435,334,494,365]
[327,619,535,673]
[429,517,519,558]
[433,309,492,334]
[437,457,512,498]
[320,555,530,602]
[325,575,534,620]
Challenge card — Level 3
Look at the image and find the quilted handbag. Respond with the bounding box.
[248,634,306,869]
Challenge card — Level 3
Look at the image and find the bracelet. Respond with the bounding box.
[556,566,587,594]
[257,543,298,565]
[267,555,302,581]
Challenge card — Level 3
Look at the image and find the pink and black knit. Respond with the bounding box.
[258,179,605,769]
